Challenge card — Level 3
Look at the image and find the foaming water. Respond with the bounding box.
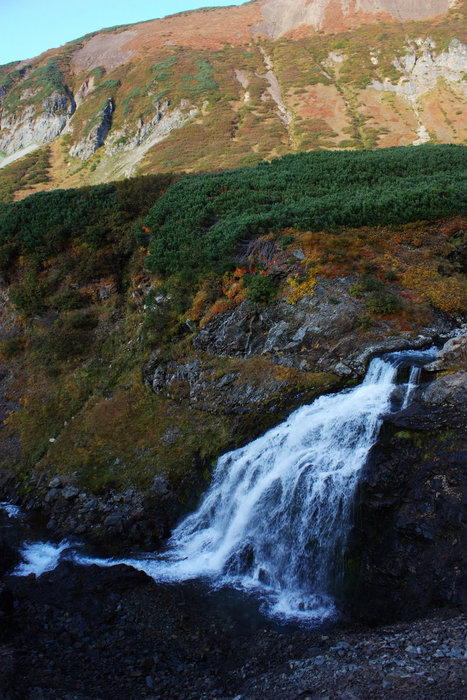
[10,347,436,623]
[14,540,72,577]
[402,365,422,408]
[0,502,22,519]
[74,349,435,622]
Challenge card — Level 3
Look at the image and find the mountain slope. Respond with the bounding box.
[0,0,466,198]
[0,146,465,556]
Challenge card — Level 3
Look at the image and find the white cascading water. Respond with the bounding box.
[401,365,422,408]
[133,354,407,621]
[11,346,437,624]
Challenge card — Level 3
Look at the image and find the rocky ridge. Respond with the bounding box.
[255,0,457,38]
[69,97,114,160]
[0,88,75,159]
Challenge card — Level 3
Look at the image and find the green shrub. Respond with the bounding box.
[49,289,86,311]
[280,233,294,249]
[246,275,277,305]
[356,313,375,330]
[0,173,178,271]
[1,336,24,358]
[361,274,382,292]
[0,147,51,204]
[9,273,49,316]
[93,79,121,93]
[39,311,98,361]
[349,283,364,298]
[82,224,108,249]
[3,59,65,112]
[0,242,18,270]
[66,310,98,331]
[366,291,401,315]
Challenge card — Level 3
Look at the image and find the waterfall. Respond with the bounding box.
[402,365,422,408]
[135,353,409,622]
[12,346,437,624]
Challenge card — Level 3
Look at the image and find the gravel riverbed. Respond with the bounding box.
[1,561,465,699]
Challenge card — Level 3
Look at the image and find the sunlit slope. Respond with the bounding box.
[0,1,465,199]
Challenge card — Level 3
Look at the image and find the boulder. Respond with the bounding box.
[418,371,466,405]
[62,486,79,501]
[425,332,467,372]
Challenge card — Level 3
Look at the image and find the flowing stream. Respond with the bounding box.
[6,347,437,624]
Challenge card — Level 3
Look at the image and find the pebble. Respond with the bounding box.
[238,613,467,699]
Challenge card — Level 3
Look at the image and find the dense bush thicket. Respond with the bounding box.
[144,145,467,275]
[0,174,178,271]
[1,146,465,281]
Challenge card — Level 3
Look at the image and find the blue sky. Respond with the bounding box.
[0,1,250,65]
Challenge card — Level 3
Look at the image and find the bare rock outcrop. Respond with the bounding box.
[0,89,75,156]
[254,0,452,38]
[103,100,199,178]
[372,38,467,99]
[71,31,137,73]
[192,279,454,377]
[69,97,114,160]
[425,331,467,371]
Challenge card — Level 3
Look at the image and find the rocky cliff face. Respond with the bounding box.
[69,97,114,160]
[0,89,75,157]
[190,280,454,378]
[348,333,467,622]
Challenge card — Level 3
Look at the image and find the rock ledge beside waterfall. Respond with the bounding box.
[347,334,466,623]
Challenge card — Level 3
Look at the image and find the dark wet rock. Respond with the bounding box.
[0,581,14,618]
[418,370,466,405]
[143,347,341,418]
[151,475,171,497]
[0,538,19,577]
[0,642,15,700]
[44,488,60,503]
[62,486,79,501]
[347,373,467,623]
[103,513,124,532]
[12,478,182,551]
[2,558,466,699]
